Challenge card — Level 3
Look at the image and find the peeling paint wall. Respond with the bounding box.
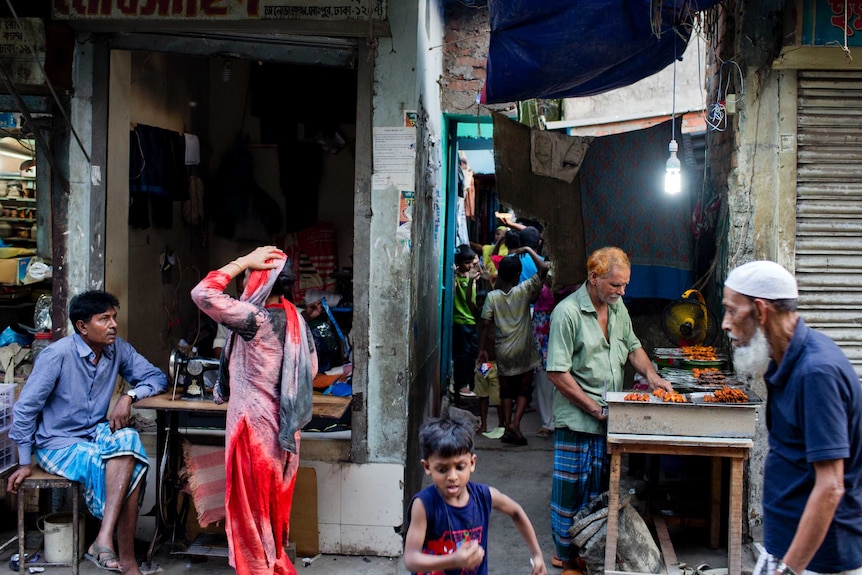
[364,0,443,471]
[441,3,512,116]
[66,42,97,309]
[705,1,789,541]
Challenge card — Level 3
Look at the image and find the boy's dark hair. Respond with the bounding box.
[69,291,120,333]
[269,261,297,302]
[454,244,477,266]
[519,226,541,251]
[504,230,521,250]
[497,255,522,283]
[419,416,475,460]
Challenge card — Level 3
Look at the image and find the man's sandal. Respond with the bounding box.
[552,555,587,571]
[83,544,122,572]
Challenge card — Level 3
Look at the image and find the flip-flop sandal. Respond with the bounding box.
[551,554,564,568]
[84,544,122,572]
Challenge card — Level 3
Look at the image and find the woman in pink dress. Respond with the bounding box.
[191,246,317,575]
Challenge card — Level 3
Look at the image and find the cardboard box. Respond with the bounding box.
[290,467,320,556]
[0,256,36,285]
[0,113,19,129]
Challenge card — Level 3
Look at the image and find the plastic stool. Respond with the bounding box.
[17,466,81,575]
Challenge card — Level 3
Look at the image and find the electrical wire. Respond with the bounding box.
[706,60,744,132]
[671,26,677,142]
[3,0,91,164]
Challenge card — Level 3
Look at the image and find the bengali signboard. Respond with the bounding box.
[52,0,385,21]
[801,0,862,46]
[0,19,46,86]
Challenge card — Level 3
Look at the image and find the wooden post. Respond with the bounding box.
[604,448,622,572]
[710,456,722,549]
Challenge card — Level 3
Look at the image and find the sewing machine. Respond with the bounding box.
[168,348,219,400]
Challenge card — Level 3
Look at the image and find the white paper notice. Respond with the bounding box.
[373,127,416,191]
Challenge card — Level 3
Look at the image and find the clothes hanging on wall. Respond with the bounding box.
[129,124,190,229]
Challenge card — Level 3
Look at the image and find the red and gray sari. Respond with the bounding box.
[191,257,317,575]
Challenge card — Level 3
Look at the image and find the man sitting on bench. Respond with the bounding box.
[7,291,167,574]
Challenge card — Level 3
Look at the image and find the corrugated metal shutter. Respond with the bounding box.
[796,70,862,377]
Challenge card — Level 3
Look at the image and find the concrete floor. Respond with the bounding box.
[0,408,760,574]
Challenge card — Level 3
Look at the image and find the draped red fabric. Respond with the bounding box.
[226,419,299,575]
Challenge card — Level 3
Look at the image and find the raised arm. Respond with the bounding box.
[513,246,549,280]
[191,246,285,329]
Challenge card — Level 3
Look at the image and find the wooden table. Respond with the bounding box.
[136,392,351,419]
[135,392,351,562]
[603,433,752,575]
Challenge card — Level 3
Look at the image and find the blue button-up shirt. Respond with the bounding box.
[10,333,167,465]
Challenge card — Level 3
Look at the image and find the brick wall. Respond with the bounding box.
[441,3,513,116]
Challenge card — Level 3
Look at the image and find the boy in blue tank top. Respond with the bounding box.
[403,417,547,575]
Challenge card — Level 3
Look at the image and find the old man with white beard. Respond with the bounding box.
[722,261,862,575]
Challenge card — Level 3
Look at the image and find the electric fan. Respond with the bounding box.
[661,289,719,347]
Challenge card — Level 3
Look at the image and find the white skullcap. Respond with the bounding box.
[725,260,799,300]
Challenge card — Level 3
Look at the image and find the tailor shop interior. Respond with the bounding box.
[126,53,357,417]
[0,53,357,484]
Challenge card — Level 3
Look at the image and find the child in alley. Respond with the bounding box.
[477,247,549,445]
[403,416,547,575]
[452,244,481,398]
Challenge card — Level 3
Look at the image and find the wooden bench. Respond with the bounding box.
[17,466,81,575]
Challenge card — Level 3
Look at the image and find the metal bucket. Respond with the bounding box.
[37,513,84,563]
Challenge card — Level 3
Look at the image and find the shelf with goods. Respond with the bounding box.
[0,173,37,245]
[0,136,39,255]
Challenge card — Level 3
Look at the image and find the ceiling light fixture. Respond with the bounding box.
[0,137,33,161]
[0,148,31,160]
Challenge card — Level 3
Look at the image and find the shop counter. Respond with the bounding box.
[134,393,351,562]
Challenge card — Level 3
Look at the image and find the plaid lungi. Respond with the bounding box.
[36,422,148,519]
[551,428,608,562]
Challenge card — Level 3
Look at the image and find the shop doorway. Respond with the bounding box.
[103,45,359,381]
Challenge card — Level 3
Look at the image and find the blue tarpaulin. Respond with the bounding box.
[483,0,720,104]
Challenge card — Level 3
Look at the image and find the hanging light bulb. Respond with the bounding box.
[665,139,681,195]
[663,18,682,195]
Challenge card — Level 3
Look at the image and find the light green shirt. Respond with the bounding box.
[453,275,476,326]
[481,273,543,376]
[546,283,642,435]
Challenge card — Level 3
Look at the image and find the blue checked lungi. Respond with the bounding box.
[551,428,609,562]
[35,422,148,519]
